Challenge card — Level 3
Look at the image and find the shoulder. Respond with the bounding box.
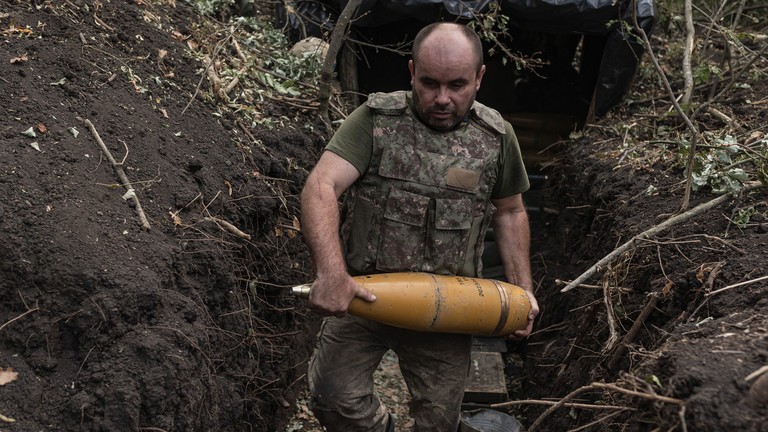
[471,100,506,135]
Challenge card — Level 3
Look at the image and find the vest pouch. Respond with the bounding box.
[426,197,473,275]
[342,193,376,274]
[376,188,429,272]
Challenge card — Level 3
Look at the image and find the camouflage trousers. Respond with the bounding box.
[308,315,472,432]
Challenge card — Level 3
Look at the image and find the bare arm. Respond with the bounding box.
[300,151,375,315]
[491,194,539,339]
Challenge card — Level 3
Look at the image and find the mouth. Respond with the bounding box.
[430,111,453,120]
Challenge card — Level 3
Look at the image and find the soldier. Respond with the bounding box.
[299,22,539,431]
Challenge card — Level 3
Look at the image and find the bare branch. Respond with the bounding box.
[562,181,764,293]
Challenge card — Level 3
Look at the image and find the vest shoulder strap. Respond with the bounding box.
[366,91,409,115]
[471,101,506,135]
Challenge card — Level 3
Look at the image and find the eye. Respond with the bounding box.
[421,78,439,89]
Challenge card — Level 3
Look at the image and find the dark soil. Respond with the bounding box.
[1,1,766,431]
[1,1,322,430]
[517,133,768,431]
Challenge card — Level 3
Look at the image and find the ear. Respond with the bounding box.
[475,64,486,91]
[408,59,415,86]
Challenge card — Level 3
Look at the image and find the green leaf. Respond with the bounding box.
[645,374,662,388]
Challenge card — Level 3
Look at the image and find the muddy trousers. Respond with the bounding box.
[308,315,472,432]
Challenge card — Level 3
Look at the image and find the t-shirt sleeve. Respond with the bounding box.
[491,121,530,199]
[325,103,375,175]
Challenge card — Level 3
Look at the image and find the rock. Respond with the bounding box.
[289,37,329,61]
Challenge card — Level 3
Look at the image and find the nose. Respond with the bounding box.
[434,86,450,105]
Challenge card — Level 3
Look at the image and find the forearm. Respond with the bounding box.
[300,176,347,278]
[299,152,375,313]
[492,206,532,291]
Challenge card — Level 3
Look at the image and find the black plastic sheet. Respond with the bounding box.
[277,0,656,118]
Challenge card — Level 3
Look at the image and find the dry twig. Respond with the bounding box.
[492,399,631,411]
[562,181,764,293]
[0,306,39,333]
[705,274,768,298]
[203,216,252,240]
[681,0,695,105]
[78,117,151,230]
[528,380,686,432]
[607,292,660,370]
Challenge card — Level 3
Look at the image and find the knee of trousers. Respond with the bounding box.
[309,379,375,413]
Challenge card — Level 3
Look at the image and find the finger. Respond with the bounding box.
[355,287,377,302]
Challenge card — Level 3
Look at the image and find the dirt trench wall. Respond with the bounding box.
[0,1,325,430]
[514,139,768,431]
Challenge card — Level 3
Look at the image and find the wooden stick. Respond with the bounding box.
[555,279,633,293]
[602,278,620,354]
[607,292,659,369]
[567,410,626,432]
[591,382,684,405]
[681,0,694,105]
[745,365,768,382]
[562,181,763,293]
[528,385,596,432]
[203,55,224,100]
[705,274,768,297]
[78,117,151,230]
[491,399,632,410]
[203,216,251,240]
[706,106,744,132]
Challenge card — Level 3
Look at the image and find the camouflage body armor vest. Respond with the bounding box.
[340,91,506,277]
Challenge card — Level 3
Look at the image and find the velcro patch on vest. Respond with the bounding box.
[446,167,481,190]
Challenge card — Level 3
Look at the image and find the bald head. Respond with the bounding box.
[412,22,484,74]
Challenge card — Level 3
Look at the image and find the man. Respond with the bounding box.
[299,22,539,431]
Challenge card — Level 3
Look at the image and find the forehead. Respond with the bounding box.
[414,31,477,80]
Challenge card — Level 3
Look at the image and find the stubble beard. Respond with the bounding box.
[412,90,471,131]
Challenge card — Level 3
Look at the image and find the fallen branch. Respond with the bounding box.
[555,279,633,293]
[78,117,151,230]
[203,216,251,240]
[705,274,768,298]
[745,365,768,382]
[562,181,763,293]
[567,410,625,432]
[592,382,684,405]
[607,292,660,370]
[706,106,744,132]
[602,278,621,354]
[681,0,694,105]
[492,399,632,411]
[203,55,224,100]
[527,385,595,432]
[527,381,686,432]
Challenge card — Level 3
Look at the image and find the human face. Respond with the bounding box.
[409,35,485,131]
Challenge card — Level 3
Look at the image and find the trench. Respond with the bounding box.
[480,145,671,431]
[273,11,667,428]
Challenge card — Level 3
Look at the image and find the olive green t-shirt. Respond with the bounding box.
[326,101,530,199]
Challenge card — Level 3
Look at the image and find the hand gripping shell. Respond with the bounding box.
[292,272,531,337]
